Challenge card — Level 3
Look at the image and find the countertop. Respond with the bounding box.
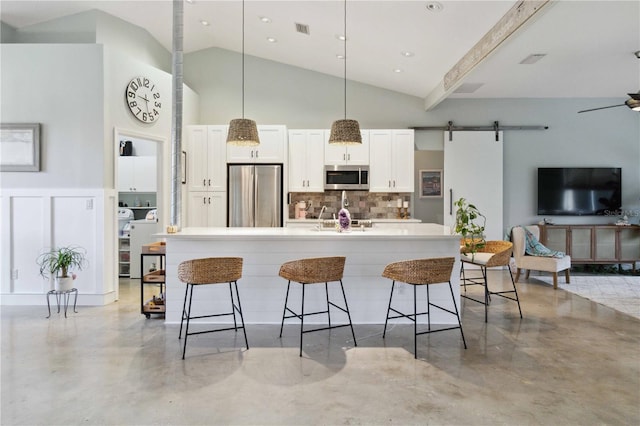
[285,218,422,223]
[158,223,455,240]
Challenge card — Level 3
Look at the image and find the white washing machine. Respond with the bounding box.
[129,219,160,279]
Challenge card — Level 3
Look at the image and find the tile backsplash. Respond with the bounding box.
[289,191,412,219]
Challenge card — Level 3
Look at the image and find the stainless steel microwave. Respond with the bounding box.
[324,165,369,190]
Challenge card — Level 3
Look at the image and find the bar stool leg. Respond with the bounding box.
[279,281,292,338]
[228,282,238,331]
[383,281,396,338]
[325,282,332,328]
[426,284,431,331]
[299,284,305,357]
[339,279,357,346]
[508,268,523,318]
[182,284,194,360]
[448,280,467,349]
[179,282,189,339]
[414,285,418,359]
[233,280,249,349]
[482,266,489,323]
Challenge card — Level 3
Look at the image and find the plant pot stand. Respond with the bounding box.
[46,288,78,318]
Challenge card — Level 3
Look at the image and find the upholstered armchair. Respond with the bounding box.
[511,225,571,290]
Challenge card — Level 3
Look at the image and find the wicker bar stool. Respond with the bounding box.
[278,256,357,357]
[382,257,466,358]
[460,240,523,322]
[178,257,248,359]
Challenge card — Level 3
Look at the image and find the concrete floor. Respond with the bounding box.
[2,271,639,425]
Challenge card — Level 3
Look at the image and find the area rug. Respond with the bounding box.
[534,274,640,320]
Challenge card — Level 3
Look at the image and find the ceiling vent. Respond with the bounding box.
[520,54,546,64]
[295,23,310,35]
[453,83,484,94]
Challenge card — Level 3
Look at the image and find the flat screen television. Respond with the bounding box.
[537,167,621,216]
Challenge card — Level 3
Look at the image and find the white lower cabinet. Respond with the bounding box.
[369,129,414,192]
[188,192,226,227]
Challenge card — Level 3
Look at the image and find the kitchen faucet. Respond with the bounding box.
[316,205,327,230]
[341,190,349,209]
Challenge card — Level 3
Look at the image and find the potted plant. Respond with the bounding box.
[37,245,87,292]
[454,198,486,259]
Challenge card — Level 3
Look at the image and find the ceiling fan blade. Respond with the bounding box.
[577,104,626,113]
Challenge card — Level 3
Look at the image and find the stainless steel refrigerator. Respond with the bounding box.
[228,164,283,227]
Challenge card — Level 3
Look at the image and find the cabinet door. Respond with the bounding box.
[543,227,569,253]
[207,126,228,191]
[305,130,326,192]
[392,130,414,193]
[208,192,227,227]
[288,130,308,191]
[570,227,593,261]
[187,192,210,227]
[595,227,616,261]
[324,129,369,165]
[187,126,209,192]
[134,156,157,192]
[117,157,135,191]
[619,227,640,261]
[325,144,347,165]
[369,130,393,192]
[227,125,285,163]
[346,130,370,165]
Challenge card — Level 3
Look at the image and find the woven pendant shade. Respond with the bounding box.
[329,0,361,145]
[227,0,260,146]
[328,119,362,145]
[227,118,260,146]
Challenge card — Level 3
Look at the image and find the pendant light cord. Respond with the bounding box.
[343,0,347,120]
[242,0,245,119]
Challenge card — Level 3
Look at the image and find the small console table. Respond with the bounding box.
[140,242,166,318]
[539,224,640,272]
[46,288,78,318]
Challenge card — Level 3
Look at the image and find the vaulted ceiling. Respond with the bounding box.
[2,1,639,108]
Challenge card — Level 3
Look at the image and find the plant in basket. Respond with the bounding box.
[454,198,486,259]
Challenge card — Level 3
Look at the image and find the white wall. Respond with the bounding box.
[1,16,200,306]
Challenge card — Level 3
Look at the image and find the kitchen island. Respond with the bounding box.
[159,224,462,325]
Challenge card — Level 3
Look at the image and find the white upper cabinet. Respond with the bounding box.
[369,129,414,193]
[226,125,286,163]
[117,156,156,192]
[288,130,325,192]
[324,130,369,165]
[187,125,227,192]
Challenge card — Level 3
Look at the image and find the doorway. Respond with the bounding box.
[114,128,165,302]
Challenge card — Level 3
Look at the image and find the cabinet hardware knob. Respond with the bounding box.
[208,179,211,186]
[348,154,351,161]
[203,179,206,186]
[208,197,211,204]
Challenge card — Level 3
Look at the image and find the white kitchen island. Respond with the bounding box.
[158,224,462,325]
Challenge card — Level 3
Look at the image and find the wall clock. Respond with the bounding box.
[125,76,161,123]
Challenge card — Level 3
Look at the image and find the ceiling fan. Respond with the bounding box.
[578,92,640,114]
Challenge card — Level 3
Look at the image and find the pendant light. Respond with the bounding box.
[227,0,260,146]
[328,0,362,145]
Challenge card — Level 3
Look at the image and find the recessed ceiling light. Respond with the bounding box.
[259,16,271,23]
[426,2,444,12]
[336,54,345,60]
[199,20,210,26]
[401,51,414,58]
[393,68,403,73]
[266,37,277,43]
[336,34,347,41]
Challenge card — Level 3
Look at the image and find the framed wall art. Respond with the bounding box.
[0,123,40,172]
[419,169,442,198]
